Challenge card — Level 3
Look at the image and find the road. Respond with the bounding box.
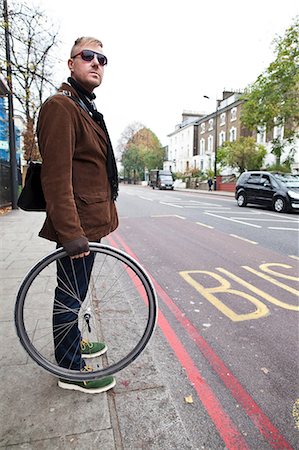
[107,184,299,449]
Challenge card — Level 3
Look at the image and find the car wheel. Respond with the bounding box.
[273,197,286,213]
[237,192,247,207]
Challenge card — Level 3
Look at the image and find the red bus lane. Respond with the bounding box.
[108,235,249,450]
[107,232,295,450]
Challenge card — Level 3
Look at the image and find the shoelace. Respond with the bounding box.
[81,364,93,384]
[82,364,93,372]
[80,339,93,351]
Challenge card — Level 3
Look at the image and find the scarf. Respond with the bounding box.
[67,77,118,201]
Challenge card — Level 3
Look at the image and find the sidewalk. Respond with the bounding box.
[0,209,193,450]
[174,187,235,197]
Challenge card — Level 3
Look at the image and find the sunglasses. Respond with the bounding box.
[71,49,108,66]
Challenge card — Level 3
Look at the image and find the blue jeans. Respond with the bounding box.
[53,251,95,370]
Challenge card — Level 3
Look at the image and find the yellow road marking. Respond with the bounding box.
[292,399,299,430]
[259,263,299,281]
[243,266,299,297]
[180,270,269,322]
[218,267,299,311]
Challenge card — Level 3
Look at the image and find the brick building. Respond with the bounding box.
[165,90,299,176]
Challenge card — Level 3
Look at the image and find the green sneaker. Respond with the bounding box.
[80,339,107,359]
[58,376,116,394]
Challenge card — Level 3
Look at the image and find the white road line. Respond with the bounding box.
[139,196,153,201]
[189,201,218,205]
[261,211,299,220]
[268,227,299,231]
[289,255,299,260]
[204,208,232,211]
[230,218,299,222]
[205,212,261,228]
[184,205,219,208]
[160,202,183,208]
[230,234,258,245]
[196,222,214,229]
[184,206,231,209]
[165,197,182,200]
[212,211,262,214]
[151,214,186,220]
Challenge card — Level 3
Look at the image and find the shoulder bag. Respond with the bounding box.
[17,160,46,211]
[17,92,88,212]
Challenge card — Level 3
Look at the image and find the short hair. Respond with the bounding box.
[70,37,103,57]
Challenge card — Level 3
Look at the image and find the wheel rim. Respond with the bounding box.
[237,194,245,206]
[15,244,158,380]
[274,198,284,212]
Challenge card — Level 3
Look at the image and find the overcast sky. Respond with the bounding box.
[38,0,298,149]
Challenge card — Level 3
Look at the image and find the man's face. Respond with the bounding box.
[68,43,106,92]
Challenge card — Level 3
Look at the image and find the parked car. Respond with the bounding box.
[235,171,299,212]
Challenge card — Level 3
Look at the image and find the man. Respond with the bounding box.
[37,37,119,393]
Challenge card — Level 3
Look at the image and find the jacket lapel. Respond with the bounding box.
[77,106,108,144]
[58,83,108,145]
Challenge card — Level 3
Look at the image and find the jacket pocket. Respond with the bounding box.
[75,192,111,231]
[77,192,109,204]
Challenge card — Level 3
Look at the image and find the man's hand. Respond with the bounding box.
[63,236,90,258]
[71,251,90,259]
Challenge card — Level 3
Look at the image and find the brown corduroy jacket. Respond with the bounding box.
[37,83,118,250]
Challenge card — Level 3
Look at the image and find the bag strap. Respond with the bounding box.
[59,90,91,116]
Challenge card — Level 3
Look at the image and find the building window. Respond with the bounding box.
[230,107,237,121]
[200,123,205,134]
[208,118,214,130]
[208,135,213,153]
[199,138,205,155]
[200,160,204,170]
[229,127,237,141]
[220,113,226,126]
[219,130,226,146]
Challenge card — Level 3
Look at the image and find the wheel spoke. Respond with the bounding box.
[15,244,157,380]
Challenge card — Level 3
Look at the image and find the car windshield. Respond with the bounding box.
[160,176,173,181]
[273,174,299,188]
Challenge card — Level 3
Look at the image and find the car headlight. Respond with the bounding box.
[288,190,299,200]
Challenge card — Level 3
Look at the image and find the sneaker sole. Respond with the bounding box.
[82,344,108,359]
[58,378,116,394]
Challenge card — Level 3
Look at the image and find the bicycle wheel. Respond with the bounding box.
[15,243,158,381]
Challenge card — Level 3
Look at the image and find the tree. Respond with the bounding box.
[122,144,145,182]
[0,1,59,160]
[116,121,144,157]
[241,17,299,164]
[130,127,164,171]
[120,125,164,180]
[217,137,267,173]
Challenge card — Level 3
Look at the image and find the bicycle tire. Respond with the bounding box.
[15,243,158,381]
